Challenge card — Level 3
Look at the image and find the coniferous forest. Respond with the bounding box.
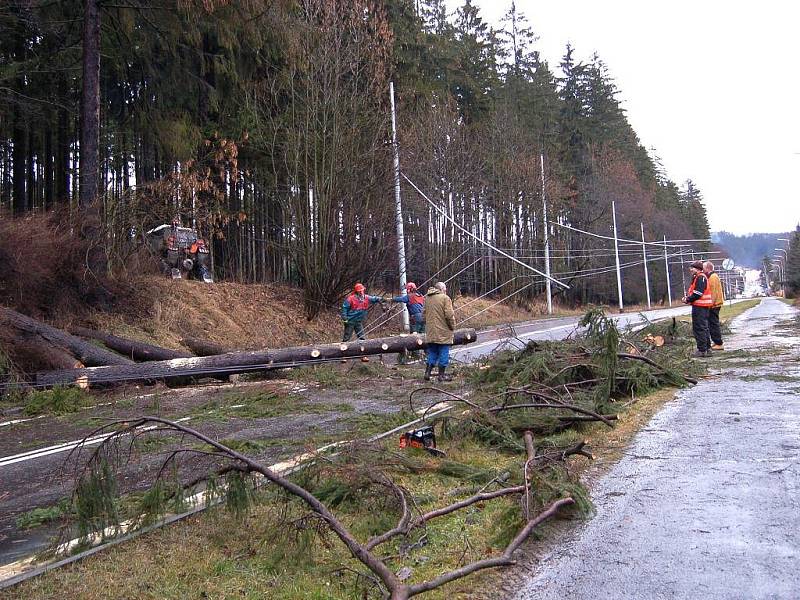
[0,0,711,317]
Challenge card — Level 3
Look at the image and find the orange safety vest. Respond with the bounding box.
[346,293,371,311]
[687,273,713,307]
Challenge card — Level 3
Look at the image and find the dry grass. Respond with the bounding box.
[86,277,343,351]
[0,211,89,319]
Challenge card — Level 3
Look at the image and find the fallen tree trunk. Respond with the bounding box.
[180,337,231,356]
[35,329,478,388]
[69,326,192,362]
[0,330,83,371]
[0,307,133,367]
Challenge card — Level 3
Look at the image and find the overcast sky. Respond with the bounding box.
[445,0,800,235]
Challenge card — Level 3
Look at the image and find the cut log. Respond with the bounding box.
[69,326,192,361]
[35,329,478,388]
[0,330,83,372]
[180,336,231,357]
[0,306,133,367]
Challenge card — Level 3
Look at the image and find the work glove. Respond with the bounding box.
[341,317,349,324]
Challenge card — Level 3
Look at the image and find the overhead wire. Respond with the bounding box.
[455,276,519,312]
[402,173,570,289]
[549,221,705,248]
[357,248,474,336]
[457,281,535,326]
[453,247,696,325]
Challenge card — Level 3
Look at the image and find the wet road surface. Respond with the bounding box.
[516,298,800,600]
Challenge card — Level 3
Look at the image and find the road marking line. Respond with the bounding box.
[0,416,45,428]
[0,418,192,469]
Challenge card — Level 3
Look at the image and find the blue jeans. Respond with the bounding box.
[426,343,450,367]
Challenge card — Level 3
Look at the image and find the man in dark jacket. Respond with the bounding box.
[423,281,456,382]
[682,260,713,357]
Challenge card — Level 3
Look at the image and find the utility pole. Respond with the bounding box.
[640,222,651,310]
[772,256,785,296]
[679,246,687,291]
[389,81,410,332]
[611,201,624,312]
[541,153,552,314]
[663,235,672,307]
[778,238,791,297]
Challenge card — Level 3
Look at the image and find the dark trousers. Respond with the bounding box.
[342,320,365,342]
[708,306,723,346]
[691,305,710,352]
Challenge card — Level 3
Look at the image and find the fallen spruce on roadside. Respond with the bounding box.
[7,309,705,600]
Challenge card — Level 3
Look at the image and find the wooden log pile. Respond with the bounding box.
[0,306,477,389]
[180,337,231,356]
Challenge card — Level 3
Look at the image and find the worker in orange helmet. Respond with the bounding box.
[391,282,426,334]
[341,283,385,344]
[391,281,427,362]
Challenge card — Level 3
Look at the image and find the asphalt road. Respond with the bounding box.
[516,298,800,600]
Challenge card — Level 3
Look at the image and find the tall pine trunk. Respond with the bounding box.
[79,0,107,279]
[12,120,26,214]
[80,0,100,208]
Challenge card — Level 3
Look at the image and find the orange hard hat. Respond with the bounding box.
[406,282,417,291]
[354,282,365,293]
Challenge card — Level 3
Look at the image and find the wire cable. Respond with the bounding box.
[403,173,570,289]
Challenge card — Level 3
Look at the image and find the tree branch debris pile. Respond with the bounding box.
[457,310,703,439]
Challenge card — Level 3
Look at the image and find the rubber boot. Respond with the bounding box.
[424,364,434,381]
[437,366,453,382]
